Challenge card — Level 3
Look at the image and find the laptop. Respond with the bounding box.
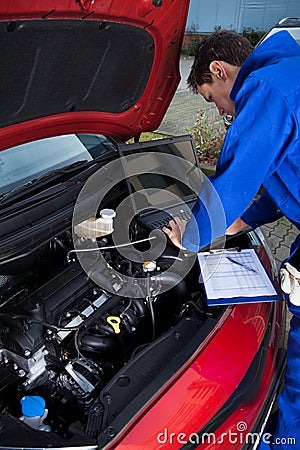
[117,135,202,230]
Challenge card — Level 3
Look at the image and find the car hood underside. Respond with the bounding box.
[0,0,190,142]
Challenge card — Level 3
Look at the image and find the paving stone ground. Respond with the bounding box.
[158,86,220,137]
[261,219,298,270]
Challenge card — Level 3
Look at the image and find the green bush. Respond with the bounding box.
[182,27,265,56]
[241,27,265,46]
[188,110,226,166]
[182,36,202,56]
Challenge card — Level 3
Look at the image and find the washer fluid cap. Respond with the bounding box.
[100,209,116,219]
[21,396,45,418]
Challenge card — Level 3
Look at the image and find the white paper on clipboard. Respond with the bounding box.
[197,249,278,300]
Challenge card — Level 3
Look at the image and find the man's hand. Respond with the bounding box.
[226,217,249,235]
[162,217,187,250]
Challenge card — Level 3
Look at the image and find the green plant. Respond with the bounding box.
[181,27,265,57]
[242,27,265,46]
[181,36,202,56]
[186,23,198,34]
[188,110,226,166]
[188,37,202,56]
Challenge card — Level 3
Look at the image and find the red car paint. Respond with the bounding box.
[108,247,285,449]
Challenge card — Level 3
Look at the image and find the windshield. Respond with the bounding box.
[0,134,114,196]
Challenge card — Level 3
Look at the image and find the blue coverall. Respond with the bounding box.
[182,31,300,448]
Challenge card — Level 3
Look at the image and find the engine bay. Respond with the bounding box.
[0,134,254,446]
[0,216,234,446]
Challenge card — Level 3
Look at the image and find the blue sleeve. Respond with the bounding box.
[182,77,294,252]
[241,190,282,228]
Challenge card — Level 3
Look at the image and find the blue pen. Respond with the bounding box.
[226,256,257,273]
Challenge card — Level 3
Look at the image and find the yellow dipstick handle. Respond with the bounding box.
[107,316,121,334]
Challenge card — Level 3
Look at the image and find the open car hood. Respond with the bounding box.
[0,0,190,144]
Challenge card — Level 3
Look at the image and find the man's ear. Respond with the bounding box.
[209,61,227,81]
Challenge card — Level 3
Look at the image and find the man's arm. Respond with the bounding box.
[164,194,281,250]
[226,217,249,235]
[241,190,282,228]
[227,191,282,234]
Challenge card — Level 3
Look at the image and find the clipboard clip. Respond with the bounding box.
[208,247,240,254]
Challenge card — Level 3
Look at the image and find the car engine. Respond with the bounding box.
[0,222,213,441]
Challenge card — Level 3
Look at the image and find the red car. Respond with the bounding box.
[0,2,285,449]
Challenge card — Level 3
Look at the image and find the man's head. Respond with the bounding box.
[188,30,253,117]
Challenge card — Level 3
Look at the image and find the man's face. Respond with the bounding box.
[197,75,236,117]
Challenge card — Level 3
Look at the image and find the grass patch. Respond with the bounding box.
[128,132,169,143]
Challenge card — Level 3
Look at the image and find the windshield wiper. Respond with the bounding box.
[0,160,87,206]
[0,152,117,207]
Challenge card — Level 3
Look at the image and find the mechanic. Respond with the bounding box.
[163,30,300,449]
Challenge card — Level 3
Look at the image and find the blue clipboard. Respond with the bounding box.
[197,248,282,306]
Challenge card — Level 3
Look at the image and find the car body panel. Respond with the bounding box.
[105,259,286,449]
[113,303,268,448]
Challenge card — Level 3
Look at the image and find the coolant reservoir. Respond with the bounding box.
[74,209,116,239]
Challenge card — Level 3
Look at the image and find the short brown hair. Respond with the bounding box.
[187,30,254,93]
